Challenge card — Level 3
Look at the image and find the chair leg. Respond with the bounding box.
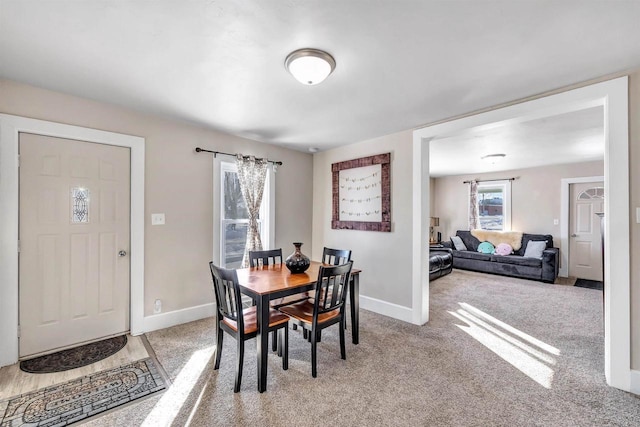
[303,328,308,340]
[292,324,298,331]
[317,330,322,342]
[311,328,318,378]
[281,326,288,370]
[234,338,244,393]
[339,318,346,360]
[214,328,224,370]
[271,330,277,352]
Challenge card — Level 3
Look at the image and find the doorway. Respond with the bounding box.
[412,77,630,391]
[0,114,145,368]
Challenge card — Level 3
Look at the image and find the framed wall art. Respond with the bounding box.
[332,152,391,232]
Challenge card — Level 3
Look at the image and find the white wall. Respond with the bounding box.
[433,160,604,243]
[312,129,414,319]
[0,78,313,327]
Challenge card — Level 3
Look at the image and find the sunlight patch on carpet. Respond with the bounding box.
[141,346,215,427]
[450,303,559,389]
[459,302,561,356]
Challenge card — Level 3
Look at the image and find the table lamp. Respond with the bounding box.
[430,217,439,243]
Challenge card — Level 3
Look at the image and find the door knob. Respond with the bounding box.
[118,250,127,257]
[571,234,578,237]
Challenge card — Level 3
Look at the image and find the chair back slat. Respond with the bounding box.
[209,262,243,330]
[322,247,352,266]
[249,248,283,267]
[313,261,352,317]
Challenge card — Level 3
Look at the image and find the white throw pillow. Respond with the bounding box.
[523,240,547,259]
[450,236,467,251]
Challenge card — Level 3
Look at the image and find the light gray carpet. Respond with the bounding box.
[84,270,640,426]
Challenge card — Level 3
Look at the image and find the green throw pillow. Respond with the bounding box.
[477,241,495,254]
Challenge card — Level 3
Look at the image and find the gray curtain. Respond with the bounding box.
[236,154,268,268]
[469,180,479,230]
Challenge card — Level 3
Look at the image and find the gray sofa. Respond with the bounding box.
[443,230,559,283]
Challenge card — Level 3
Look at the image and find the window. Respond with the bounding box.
[477,180,511,231]
[577,187,604,200]
[215,160,273,268]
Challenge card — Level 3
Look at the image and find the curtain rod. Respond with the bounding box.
[463,177,516,184]
[195,147,283,166]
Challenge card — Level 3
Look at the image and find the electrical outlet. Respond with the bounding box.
[154,299,162,314]
[553,219,559,225]
[151,213,165,225]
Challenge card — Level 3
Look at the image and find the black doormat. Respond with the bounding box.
[20,335,127,374]
[574,278,604,291]
[2,358,165,426]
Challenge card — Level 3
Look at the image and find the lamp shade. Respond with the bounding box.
[430,217,439,227]
[285,48,336,85]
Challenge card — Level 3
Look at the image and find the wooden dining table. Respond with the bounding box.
[236,260,361,393]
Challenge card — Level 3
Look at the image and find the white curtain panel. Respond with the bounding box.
[469,180,479,230]
[235,154,268,268]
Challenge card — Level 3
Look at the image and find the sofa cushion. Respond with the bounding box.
[450,236,467,251]
[523,240,548,259]
[494,255,542,268]
[477,241,495,254]
[455,230,481,252]
[494,243,513,256]
[453,250,493,262]
[516,233,554,256]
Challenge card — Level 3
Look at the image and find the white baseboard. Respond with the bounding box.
[138,303,215,335]
[630,369,640,395]
[359,295,413,323]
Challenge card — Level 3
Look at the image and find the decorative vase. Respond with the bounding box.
[285,242,311,273]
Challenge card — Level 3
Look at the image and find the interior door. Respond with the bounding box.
[569,182,604,281]
[19,133,131,357]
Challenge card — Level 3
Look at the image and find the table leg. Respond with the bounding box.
[350,273,359,345]
[256,294,269,393]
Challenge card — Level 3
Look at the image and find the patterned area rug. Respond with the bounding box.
[20,336,128,374]
[1,358,165,426]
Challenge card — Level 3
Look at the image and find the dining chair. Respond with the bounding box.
[320,247,352,333]
[278,261,353,378]
[209,262,289,392]
[322,247,352,265]
[248,248,308,346]
[248,248,282,267]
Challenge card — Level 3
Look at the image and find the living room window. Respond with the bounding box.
[477,180,511,231]
[218,161,272,268]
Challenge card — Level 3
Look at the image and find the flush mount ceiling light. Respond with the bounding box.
[481,153,506,164]
[285,48,336,85]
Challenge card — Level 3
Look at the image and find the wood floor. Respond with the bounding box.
[0,334,148,400]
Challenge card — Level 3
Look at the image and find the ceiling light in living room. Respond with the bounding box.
[285,48,336,85]
[481,153,506,164]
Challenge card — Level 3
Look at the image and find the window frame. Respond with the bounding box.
[213,158,275,268]
[476,180,512,231]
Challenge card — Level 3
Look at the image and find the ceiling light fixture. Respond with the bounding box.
[285,48,336,85]
[481,153,506,164]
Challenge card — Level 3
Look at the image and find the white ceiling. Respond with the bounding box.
[1,1,639,153]
[429,106,604,177]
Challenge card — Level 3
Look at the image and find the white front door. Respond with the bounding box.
[19,133,131,357]
[568,182,604,281]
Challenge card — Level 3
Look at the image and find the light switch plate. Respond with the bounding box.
[151,213,165,225]
[553,219,559,225]
[636,207,640,224]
